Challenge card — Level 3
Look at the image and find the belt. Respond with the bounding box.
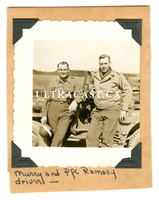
[51,100,68,104]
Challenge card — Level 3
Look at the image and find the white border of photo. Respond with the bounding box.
[13,20,140,167]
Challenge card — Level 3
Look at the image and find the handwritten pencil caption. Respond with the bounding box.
[14,167,117,185]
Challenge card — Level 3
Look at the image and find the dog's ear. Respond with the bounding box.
[85,104,91,111]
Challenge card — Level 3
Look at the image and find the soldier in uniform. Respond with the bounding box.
[41,61,82,147]
[85,54,132,147]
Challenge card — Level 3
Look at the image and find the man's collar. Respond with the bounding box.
[99,67,112,80]
[94,68,115,81]
[57,76,70,83]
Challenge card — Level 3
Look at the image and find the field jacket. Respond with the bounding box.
[88,69,132,111]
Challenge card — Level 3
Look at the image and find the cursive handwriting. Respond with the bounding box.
[14,167,117,185]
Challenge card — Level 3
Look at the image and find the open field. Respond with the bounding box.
[33,74,140,90]
[33,75,84,92]
[33,74,140,103]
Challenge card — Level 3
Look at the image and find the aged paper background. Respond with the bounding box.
[0,1,157,199]
[7,6,151,193]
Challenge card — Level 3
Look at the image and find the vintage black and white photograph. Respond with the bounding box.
[13,20,140,167]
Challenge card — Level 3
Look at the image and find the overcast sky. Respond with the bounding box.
[33,40,140,73]
[15,20,140,74]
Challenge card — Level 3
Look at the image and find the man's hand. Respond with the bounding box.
[68,100,77,112]
[41,116,47,124]
[119,110,126,122]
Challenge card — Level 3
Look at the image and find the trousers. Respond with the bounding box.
[86,109,120,147]
[48,101,74,147]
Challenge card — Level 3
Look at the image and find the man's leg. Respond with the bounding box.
[50,114,73,147]
[102,111,120,147]
[86,112,103,147]
[46,102,60,146]
[47,102,59,133]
